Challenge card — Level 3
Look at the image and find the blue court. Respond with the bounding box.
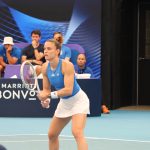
[0,109,150,150]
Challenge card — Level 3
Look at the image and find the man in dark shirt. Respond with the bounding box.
[21,30,45,75]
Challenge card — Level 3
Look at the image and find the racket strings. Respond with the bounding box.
[22,64,37,90]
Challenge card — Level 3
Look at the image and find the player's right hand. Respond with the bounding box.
[37,91,50,101]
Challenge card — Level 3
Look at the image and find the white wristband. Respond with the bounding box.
[51,91,58,99]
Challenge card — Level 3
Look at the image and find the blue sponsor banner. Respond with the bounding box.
[0,79,101,117]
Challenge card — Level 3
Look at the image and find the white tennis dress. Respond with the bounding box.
[55,89,90,118]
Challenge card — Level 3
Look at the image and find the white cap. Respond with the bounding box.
[2,37,14,45]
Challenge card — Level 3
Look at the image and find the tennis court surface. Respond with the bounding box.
[0,110,150,150]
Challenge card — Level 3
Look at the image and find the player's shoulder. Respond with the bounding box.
[62,59,73,67]
[62,59,74,73]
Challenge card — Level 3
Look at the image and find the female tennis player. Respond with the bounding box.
[37,39,90,150]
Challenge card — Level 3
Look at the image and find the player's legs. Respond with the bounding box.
[72,114,88,150]
[48,116,71,150]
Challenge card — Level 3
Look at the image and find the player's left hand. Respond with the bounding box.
[41,98,51,109]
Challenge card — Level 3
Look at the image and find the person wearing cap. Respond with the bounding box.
[0,37,21,77]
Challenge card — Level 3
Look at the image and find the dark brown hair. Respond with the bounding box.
[31,30,41,37]
[45,39,61,50]
[53,32,63,43]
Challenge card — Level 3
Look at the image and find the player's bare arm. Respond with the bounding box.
[37,62,51,101]
[57,60,74,97]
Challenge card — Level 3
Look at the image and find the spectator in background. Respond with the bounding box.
[74,53,94,78]
[21,30,45,75]
[53,32,71,61]
[0,37,21,77]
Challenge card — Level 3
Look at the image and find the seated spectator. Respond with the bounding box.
[0,37,21,77]
[53,32,71,61]
[21,30,45,76]
[74,53,94,78]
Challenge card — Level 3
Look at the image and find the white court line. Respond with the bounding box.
[0,139,74,143]
[0,134,47,137]
[0,134,150,143]
[0,140,48,143]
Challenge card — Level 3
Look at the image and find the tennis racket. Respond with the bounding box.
[20,60,39,92]
[20,60,50,108]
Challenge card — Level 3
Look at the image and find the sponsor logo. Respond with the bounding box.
[0,83,36,101]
